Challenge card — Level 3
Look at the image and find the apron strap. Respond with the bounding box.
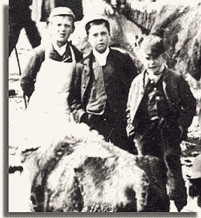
[69,45,76,64]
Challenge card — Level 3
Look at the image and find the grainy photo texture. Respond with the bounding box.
[8,0,201,215]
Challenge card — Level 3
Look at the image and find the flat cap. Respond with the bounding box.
[84,14,109,29]
[141,35,165,57]
[49,7,75,20]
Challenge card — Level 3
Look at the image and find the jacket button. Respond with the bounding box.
[83,85,86,89]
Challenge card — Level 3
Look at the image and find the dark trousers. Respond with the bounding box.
[9,10,41,56]
[87,106,136,154]
[134,119,187,204]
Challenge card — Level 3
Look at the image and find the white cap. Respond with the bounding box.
[49,7,75,21]
[84,14,109,29]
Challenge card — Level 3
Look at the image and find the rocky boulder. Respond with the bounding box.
[21,123,169,212]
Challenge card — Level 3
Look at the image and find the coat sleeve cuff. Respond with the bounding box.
[77,110,87,123]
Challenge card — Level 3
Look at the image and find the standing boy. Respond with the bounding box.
[16,7,83,161]
[126,35,196,211]
[20,6,83,100]
[68,17,138,153]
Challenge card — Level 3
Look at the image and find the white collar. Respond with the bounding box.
[93,47,110,66]
[52,42,68,56]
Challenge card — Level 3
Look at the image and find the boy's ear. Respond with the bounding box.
[46,21,52,31]
[46,21,49,26]
[71,26,75,34]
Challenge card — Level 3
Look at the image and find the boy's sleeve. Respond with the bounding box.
[176,76,196,132]
[126,80,136,139]
[20,49,44,97]
[68,64,87,123]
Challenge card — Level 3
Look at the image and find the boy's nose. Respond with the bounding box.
[149,59,155,64]
[60,25,65,31]
[98,35,103,41]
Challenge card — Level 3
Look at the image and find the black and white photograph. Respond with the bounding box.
[7,0,201,215]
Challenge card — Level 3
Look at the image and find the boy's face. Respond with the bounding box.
[87,23,110,54]
[141,52,165,75]
[49,16,74,46]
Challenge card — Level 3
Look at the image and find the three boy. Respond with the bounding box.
[20,10,197,212]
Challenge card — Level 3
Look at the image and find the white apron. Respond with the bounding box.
[20,46,76,151]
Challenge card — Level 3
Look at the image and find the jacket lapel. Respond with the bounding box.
[81,53,93,100]
[130,72,146,123]
[162,68,169,107]
[162,67,178,113]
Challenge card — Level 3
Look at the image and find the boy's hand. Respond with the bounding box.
[80,113,88,125]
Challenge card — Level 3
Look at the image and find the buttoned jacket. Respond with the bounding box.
[68,47,138,123]
[126,67,196,138]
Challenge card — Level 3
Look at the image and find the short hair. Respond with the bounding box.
[85,19,110,35]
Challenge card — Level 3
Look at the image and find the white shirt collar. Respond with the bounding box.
[52,42,68,56]
[93,47,110,66]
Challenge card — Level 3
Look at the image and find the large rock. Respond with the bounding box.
[111,1,201,84]
[21,123,169,212]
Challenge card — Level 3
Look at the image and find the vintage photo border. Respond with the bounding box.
[4,1,200,217]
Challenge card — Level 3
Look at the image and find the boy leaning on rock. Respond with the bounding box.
[126,35,196,211]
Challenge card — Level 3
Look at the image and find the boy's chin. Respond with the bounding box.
[95,47,107,54]
[148,69,161,75]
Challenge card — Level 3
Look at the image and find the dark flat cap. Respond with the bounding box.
[141,35,165,57]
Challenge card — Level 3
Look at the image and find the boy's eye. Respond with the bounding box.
[101,32,107,36]
[145,56,156,61]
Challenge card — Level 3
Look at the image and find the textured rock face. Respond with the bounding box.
[22,123,169,212]
[111,0,201,83]
[150,4,201,82]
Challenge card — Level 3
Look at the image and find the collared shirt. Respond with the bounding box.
[49,42,72,62]
[52,42,68,56]
[93,47,110,66]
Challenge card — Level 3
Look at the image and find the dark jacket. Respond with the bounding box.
[68,47,138,123]
[126,67,196,139]
[20,43,83,98]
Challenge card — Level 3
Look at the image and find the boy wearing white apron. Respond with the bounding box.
[19,7,83,154]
